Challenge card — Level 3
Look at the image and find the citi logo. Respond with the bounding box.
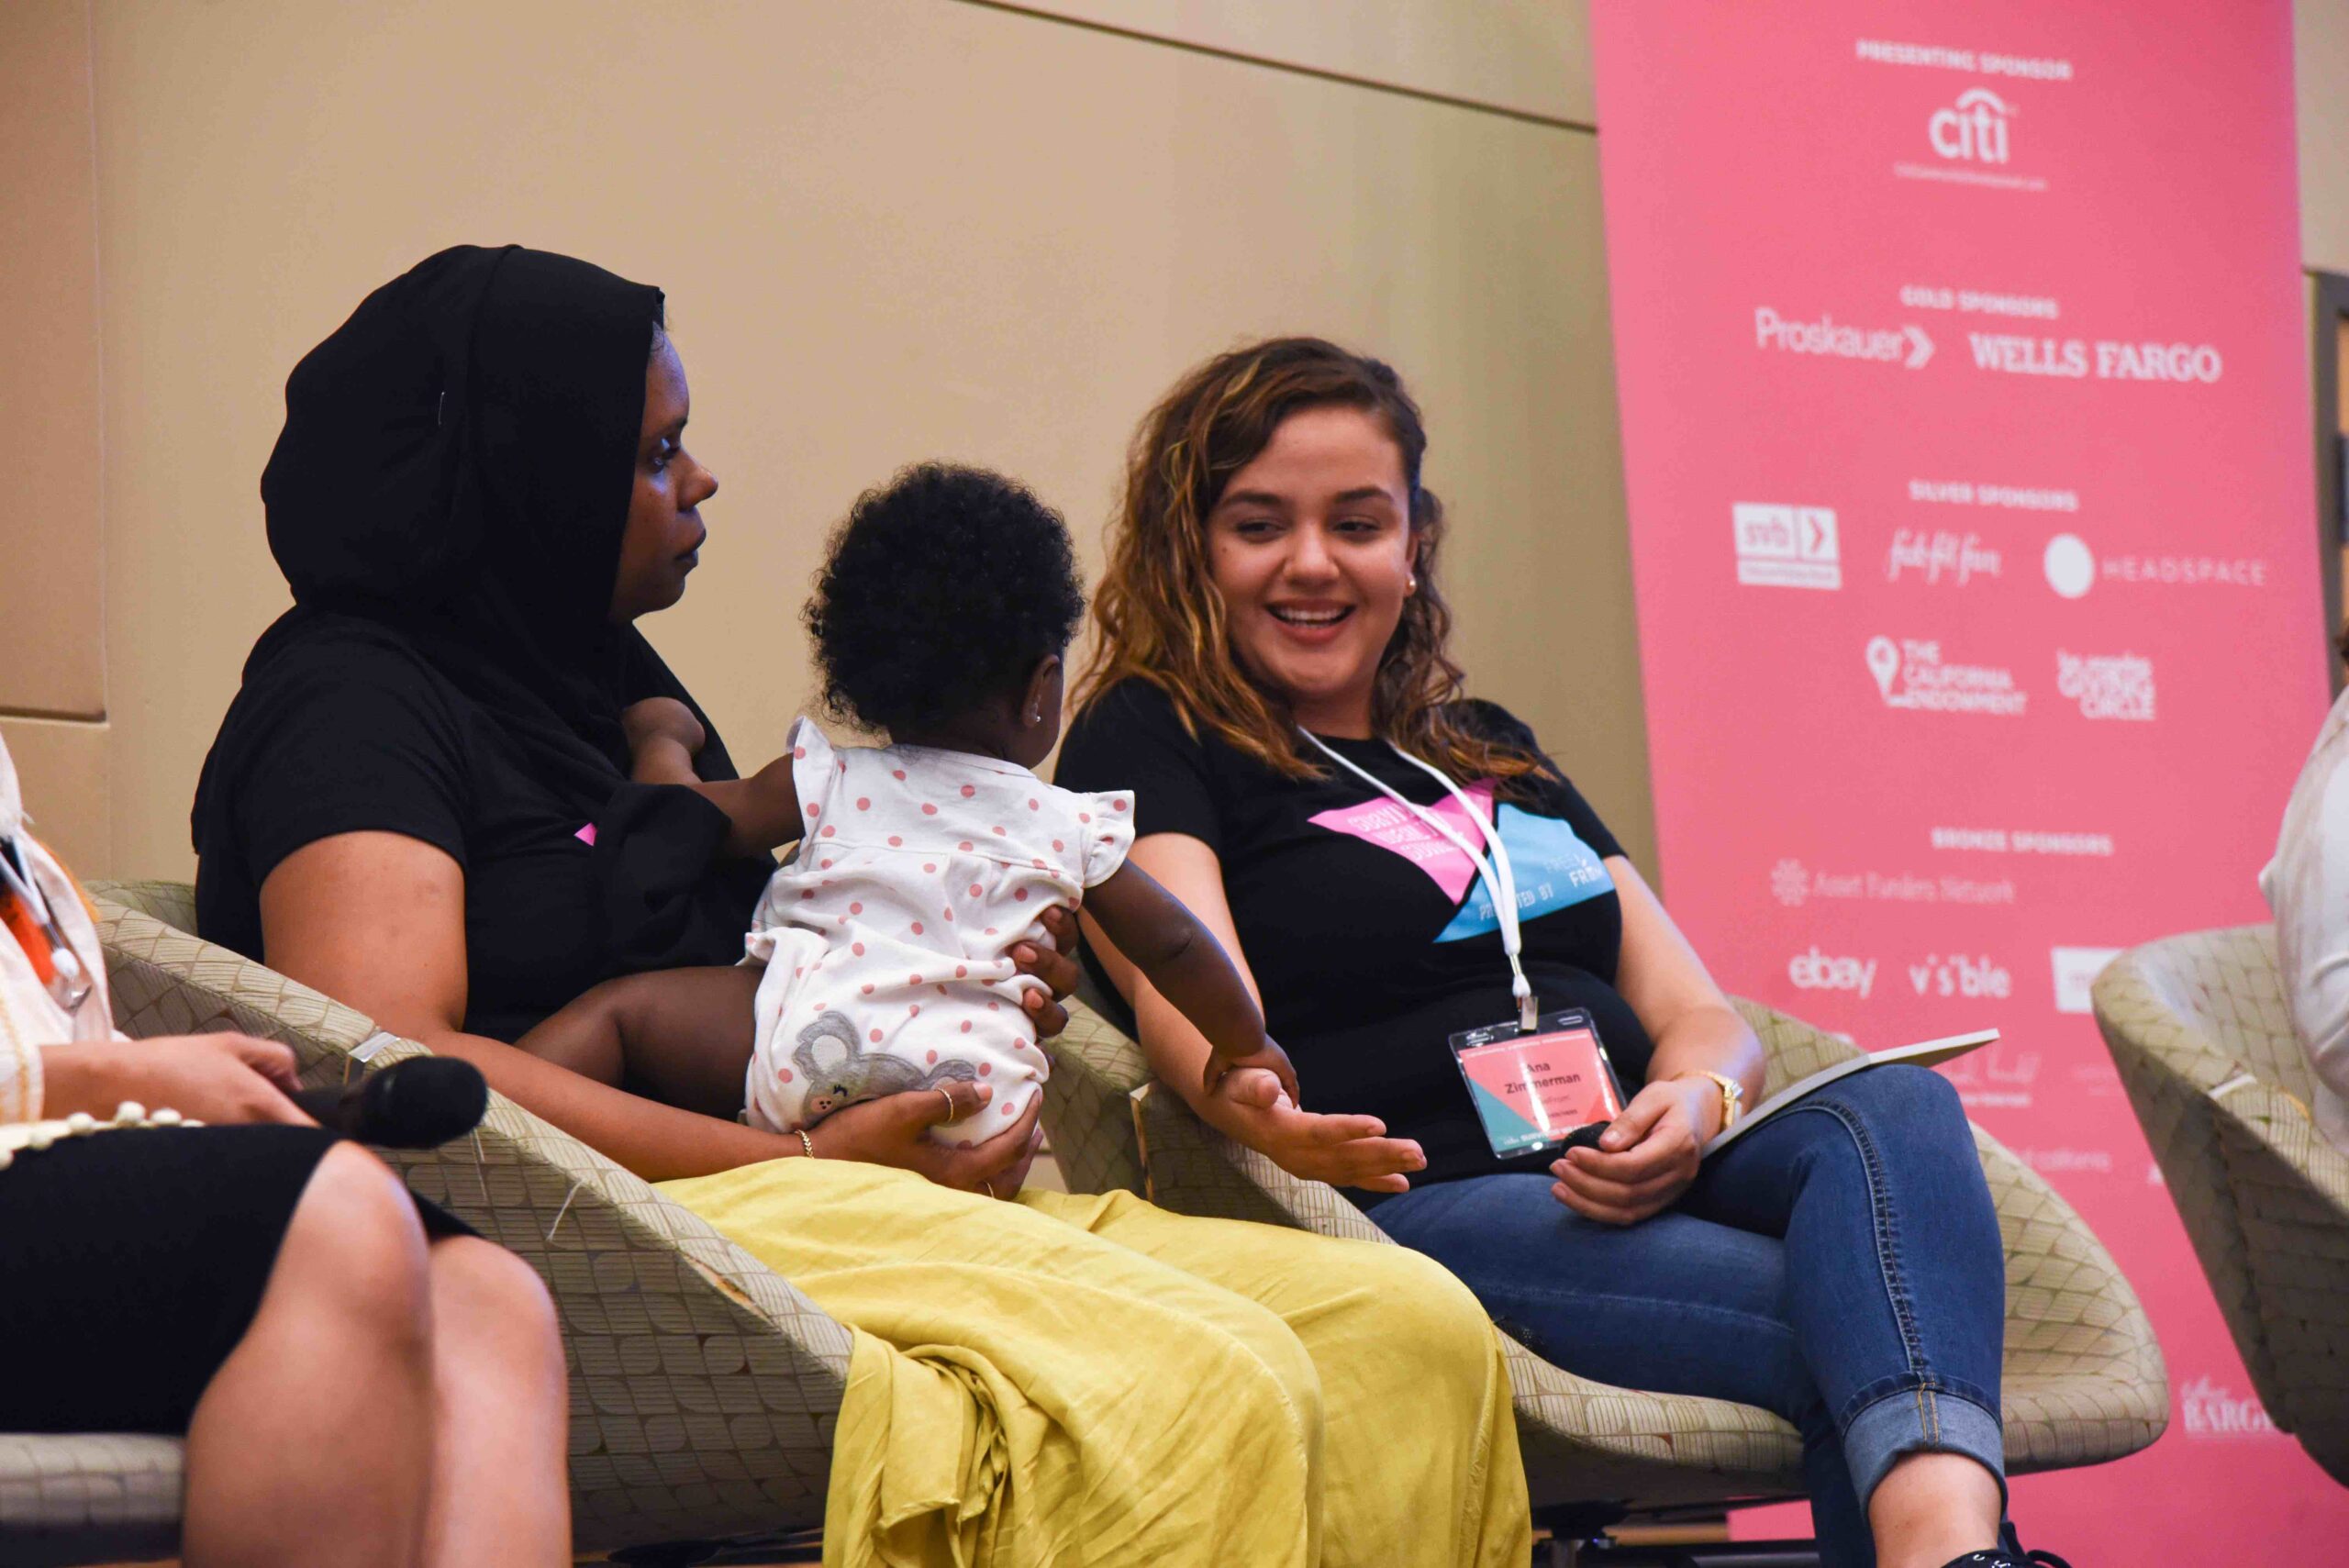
[1930,88,2014,164]
[1789,946,1876,998]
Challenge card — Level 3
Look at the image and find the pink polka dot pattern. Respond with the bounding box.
[869,1029,884,1043]
[888,835,903,847]
[856,797,872,811]
[910,920,924,935]
[961,784,976,797]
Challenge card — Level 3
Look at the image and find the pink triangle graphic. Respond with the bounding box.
[1308,780,1494,904]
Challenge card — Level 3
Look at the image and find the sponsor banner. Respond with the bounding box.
[1591,2,2340,1554]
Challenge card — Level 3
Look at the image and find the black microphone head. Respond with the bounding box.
[355,1058,489,1148]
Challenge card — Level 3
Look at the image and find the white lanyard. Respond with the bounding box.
[1299,729,1538,1030]
[0,837,94,1016]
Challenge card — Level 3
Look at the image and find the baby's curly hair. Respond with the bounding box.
[806,463,1086,736]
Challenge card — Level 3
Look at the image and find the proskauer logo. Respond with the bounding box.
[1789,945,1876,999]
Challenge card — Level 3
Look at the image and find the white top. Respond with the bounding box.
[740,717,1135,1143]
[2261,684,2349,1152]
[0,733,120,1126]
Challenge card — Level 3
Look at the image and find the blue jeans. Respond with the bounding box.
[1373,1064,2004,1568]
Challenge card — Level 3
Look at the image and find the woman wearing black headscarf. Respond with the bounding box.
[192,248,1533,1566]
[195,245,1067,1185]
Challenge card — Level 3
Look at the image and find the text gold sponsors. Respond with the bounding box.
[1865,636,2027,716]
[1771,858,2016,909]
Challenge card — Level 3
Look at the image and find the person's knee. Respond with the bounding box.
[279,1142,436,1362]
[429,1238,565,1388]
[1351,1243,1505,1394]
[1837,1063,1971,1145]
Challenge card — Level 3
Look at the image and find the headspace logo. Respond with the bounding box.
[1733,503,1841,589]
[2056,651,2155,721]
[2050,947,2123,1014]
[1930,88,2013,163]
[1789,945,1876,998]
[1866,636,2027,716]
[1887,528,2000,586]
[2043,532,2269,599]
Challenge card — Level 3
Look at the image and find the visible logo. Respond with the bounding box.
[1789,946,1876,999]
[1866,636,2028,716]
[1887,528,2001,586]
[1734,503,1842,589]
[2056,650,2155,721]
[2050,947,2123,1015]
[1930,88,2014,163]
[2180,1378,2279,1440]
[1908,953,2012,999]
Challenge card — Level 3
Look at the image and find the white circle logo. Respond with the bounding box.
[2043,534,2094,599]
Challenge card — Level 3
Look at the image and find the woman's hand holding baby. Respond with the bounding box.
[811,1079,1043,1197]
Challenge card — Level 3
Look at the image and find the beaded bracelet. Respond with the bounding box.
[0,1101,197,1170]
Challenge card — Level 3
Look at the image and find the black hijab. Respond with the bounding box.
[196,245,767,983]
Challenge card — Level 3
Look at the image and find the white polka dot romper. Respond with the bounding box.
[741,717,1136,1145]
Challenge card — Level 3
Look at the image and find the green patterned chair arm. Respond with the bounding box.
[1041,990,2167,1510]
[82,887,852,1555]
[0,1433,184,1567]
[2094,927,2349,1485]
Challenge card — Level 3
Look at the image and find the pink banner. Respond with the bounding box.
[1589,1,2344,1554]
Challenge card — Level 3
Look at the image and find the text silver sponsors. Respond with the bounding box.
[1866,636,2027,716]
[1733,503,1842,589]
[2056,650,2155,720]
[1909,477,2078,511]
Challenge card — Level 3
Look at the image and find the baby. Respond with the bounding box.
[518,463,1294,1147]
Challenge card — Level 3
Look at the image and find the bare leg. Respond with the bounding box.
[1868,1451,2004,1568]
[517,965,761,1118]
[417,1238,571,1568]
[180,1142,435,1568]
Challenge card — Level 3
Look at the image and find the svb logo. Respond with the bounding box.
[1733,504,1841,590]
[1930,88,2014,164]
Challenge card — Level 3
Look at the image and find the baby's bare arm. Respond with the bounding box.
[1082,862,1300,1102]
[517,965,763,1120]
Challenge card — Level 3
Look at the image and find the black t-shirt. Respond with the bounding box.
[192,617,772,1042]
[1055,681,1653,1186]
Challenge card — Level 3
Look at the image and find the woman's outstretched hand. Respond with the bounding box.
[810,1079,1044,1198]
[1009,905,1082,1040]
[1549,1076,1715,1225]
[1199,1066,1426,1194]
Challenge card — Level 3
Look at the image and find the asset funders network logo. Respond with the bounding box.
[1733,503,1841,589]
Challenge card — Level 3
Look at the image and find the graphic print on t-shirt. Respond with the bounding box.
[1308,781,1614,943]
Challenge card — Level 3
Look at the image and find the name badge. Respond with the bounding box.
[1449,1007,1624,1159]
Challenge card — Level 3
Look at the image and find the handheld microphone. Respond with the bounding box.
[292,1058,489,1149]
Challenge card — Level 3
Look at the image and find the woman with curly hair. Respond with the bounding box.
[1056,338,2055,1568]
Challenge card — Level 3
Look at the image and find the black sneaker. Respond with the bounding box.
[1937,1523,2074,1568]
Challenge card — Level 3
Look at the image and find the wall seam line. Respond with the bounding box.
[955,0,1597,134]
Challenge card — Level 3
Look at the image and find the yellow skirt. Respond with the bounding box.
[660,1159,1529,1568]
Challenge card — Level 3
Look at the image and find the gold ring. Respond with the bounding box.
[936,1087,957,1120]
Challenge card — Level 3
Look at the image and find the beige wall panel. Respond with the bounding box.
[3,717,111,880]
[989,0,1592,125]
[2303,0,2349,273]
[0,0,106,718]
[92,0,1650,886]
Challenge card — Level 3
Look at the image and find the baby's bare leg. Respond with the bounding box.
[517,966,762,1118]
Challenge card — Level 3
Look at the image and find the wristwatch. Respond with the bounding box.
[1681,1070,1743,1134]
